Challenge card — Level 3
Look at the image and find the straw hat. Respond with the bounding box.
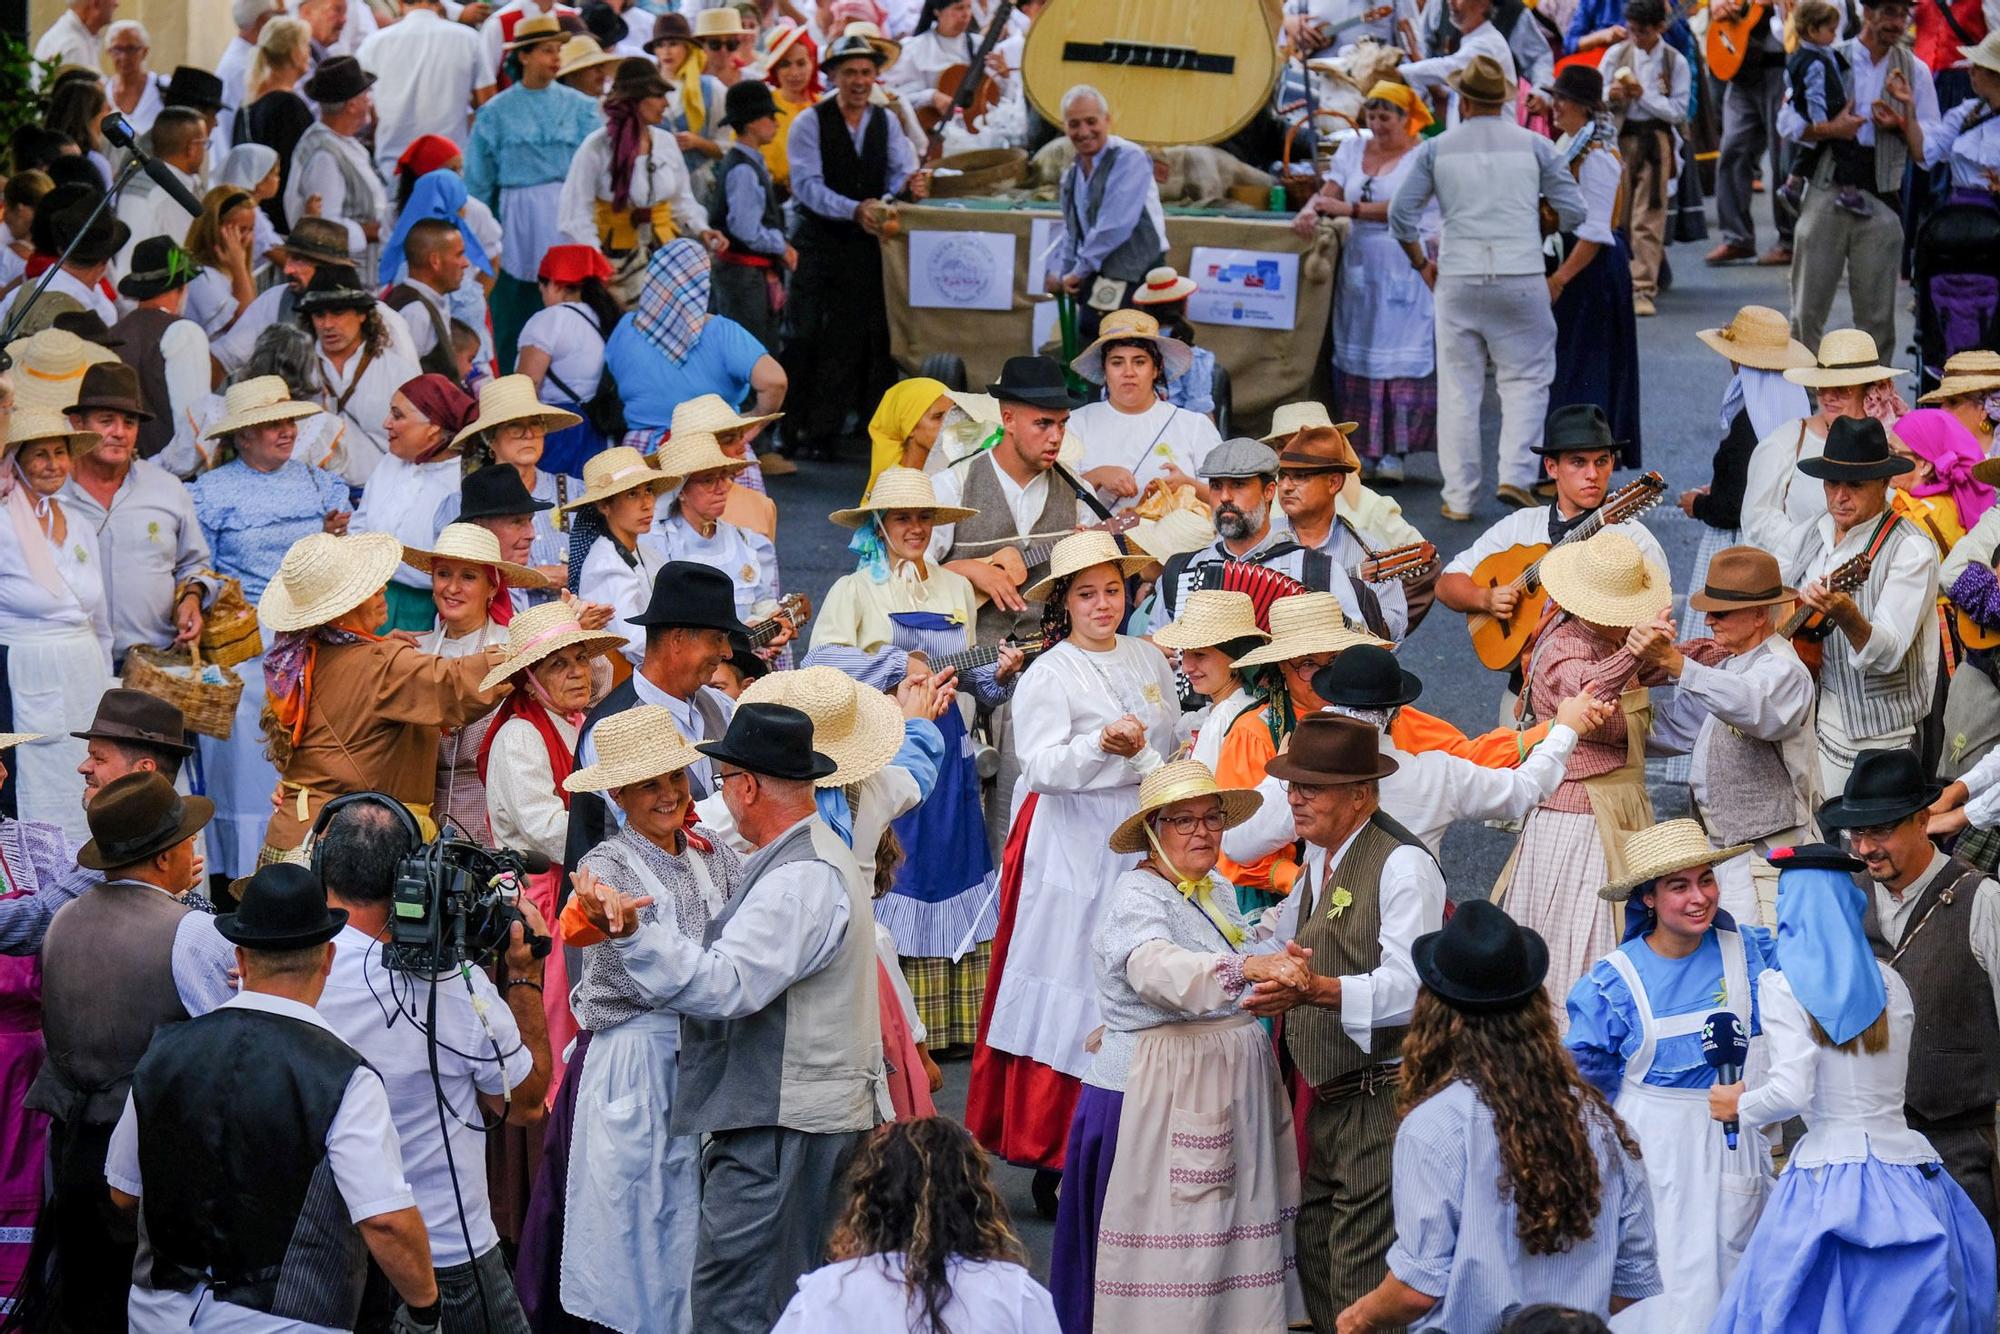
[693,6,750,37]
[3,328,117,411]
[0,732,42,751]
[1695,305,1816,372]
[1128,508,1215,565]
[756,22,812,76]
[1919,349,2000,404]
[654,430,752,482]
[1107,758,1263,854]
[4,407,98,460]
[402,522,555,591]
[1131,266,1197,305]
[830,465,977,527]
[669,392,782,439]
[1962,29,2000,74]
[1151,589,1268,652]
[1231,592,1386,668]
[740,665,903,788]
[1021,529,1155,602]
[1539,529,1670,628]
[1783,329,1908,388]
[505,13,567,50]
[257,531,406,632]
[478,600,628,691]
[205,375,324,439]
[1259,400,1357,444]
[561,446,671,511]
[1069,308,1194,385]
[557,35,624,80]
[563,705,705,793]
[451,374,583,450]
[1599,818,1749,899]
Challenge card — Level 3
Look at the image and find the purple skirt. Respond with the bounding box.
[1049,1083,1124,1334]
[516,1029,593,1333]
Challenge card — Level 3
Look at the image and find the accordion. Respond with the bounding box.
[1194,560,1310,632]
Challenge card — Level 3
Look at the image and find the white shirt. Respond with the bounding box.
[1561,131,1623,246]
[1958,743,2000,832]
[1275,516,1414,642]
[1602,37,1689,129]
[1260,823,1446,1055]
[212,288,418,374]
[350,454,458,587]
[314,923,530,1264]
[641,511,778,624]
[44,265,117,326]
[1649,635,1818,825]
[581,534,665,665]
[215,34,257,130]
[33,8,101,79]
[60,457,215,663]
[1775,38,1941,167]
[315,341,422,487]
[183,266,241,336]
[1069,399,1221,515]
[113,163,202,278]
[485,710,578,864]
[1740,416,1828,555]
[0,495,111,655]
[884,27,979,100]
[558,124,710,248]
[518,301,606,403]
[1778,510,1940,679]
[1377,722,1575,855]
[107,989,417,1334]
[356,6,495,176]
[775,1256,1061,1333]
[1937,98,2000,192]
[390,276,451,357]
[1442,502,1670,579]
[284,127,390,266]
[1400,19,1516,122]
[926,459,1089,564]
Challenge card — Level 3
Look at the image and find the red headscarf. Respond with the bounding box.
[398,134,462,181]
[400,374,517,624]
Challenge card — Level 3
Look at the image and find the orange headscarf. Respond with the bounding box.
[1363,80,1434,133]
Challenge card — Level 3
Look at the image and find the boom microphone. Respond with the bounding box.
[1701,1010,1748,1150]
[98,113,205,219]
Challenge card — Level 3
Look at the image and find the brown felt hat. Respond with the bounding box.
[1264,714,1400,786]
[1688,546,1796,613]
[67,361,154,423]
[76,772,214,870]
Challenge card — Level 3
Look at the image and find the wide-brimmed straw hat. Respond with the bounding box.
[1599,818,1750,899]
[1131,265,1197,305]
[1784,329,1908,388]
[563,704,705,793]
[756,22,812,75]
[1919,349,2000,404]
[561,446,668,511]
[693,7,750,38]
[741,665,904,788]
[557,35,624,80]
[505,13,567,50]
[669,392,782,439]
[258,531,406,632]
[654,430,751,482]
[4,407,98,460]
[822,30,888,70]
[205,375,324,439]
[0,732,42,751]
[830,466,976,527]
[479,600,626,691]
[843,20,903,66]
[1231,592,1386,668]
[1688,546,1795,613]
[1069,308,1194,385]
[1539,529,1670,628]
[1961,29,2000,74]
[452,374,582,450]
[1151,589,1268,652]
[1108,758,1263,854]
[402,522,553,591]
[5,328,118,411]
[1022,529,1154,602]
[1696,305,1816,372]
[1129,509,1215,565]
[1260,401,1358,444]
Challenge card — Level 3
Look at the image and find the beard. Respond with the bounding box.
[1214,501,1268,541]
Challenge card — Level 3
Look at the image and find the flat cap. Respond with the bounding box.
[1198,437,1281,480]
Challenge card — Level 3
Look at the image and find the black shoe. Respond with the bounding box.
[1032,1168,1061,1219]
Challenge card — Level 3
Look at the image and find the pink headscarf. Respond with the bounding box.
[1895,407,1995,527]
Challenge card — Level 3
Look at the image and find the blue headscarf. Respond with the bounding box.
[1775,865,1888,1045]
[1619,881,1741,944]
[379,169,492,284]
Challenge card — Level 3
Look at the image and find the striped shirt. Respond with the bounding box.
[1386,1080,1663,1332]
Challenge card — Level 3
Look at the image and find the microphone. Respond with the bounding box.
[1701,1010,1748,1150]
[98,113,205,219]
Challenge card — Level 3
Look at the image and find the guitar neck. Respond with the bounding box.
[746,616,786,647]
[932,643,1000,676]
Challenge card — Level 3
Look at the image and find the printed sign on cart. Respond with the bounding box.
[909,230,1017,312]
[1186,247,1299,332]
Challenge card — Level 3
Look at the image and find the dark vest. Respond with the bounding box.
[941,451,1077,646]
[1862,857,2000,1123]
[384,282,461,384]
[111,306,179,459]
[27,880,190,1126]
[1285,813,1432,1085]
[805,98,889,230]
[1061,140,1166,285]
[709,146,784,252]
[133,1007,370,1325]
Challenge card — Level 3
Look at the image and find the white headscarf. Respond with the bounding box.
[1718,366,1809,440]
[216,142,279,192]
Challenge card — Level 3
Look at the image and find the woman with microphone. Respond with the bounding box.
[1562,820,1778,1334]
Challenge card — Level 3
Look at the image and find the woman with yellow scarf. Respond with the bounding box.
[646,12,729,180]
[865,376,955,495]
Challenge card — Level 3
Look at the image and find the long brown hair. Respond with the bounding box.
[1399,987,1642,1256]
[827,1118,1027,1334]
[185,186,254,268]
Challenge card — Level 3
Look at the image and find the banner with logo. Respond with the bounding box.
[908,230,1017,312]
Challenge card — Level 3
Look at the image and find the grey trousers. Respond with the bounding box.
[1908,1111,2000,1239]
[690,1124,867,1334]
[1716,66,1796,251]
[1434,273,1556,512]
[1297,1083,1401,1333]
[1789,176,1903,356]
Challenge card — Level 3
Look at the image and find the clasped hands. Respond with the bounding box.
[1241,941,1318,1016]
[1623,613,1681,672]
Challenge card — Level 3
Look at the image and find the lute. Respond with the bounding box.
[1357,540,1437,585]
[1779,553,1870,681]
[745,592,813,647]
[920,1,1017,161]
[927,632,1054,678]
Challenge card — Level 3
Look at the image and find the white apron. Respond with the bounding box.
[1606,927,1772,1334]
[193,647,279,878]
[558,851,710,1334]
[5,626,109,845]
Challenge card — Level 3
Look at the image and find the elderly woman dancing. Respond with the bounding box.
[1049,759,1307,1333]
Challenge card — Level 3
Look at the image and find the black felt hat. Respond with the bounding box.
[1816,747,1942,830]
[1550,63,1604,111]
[1797,416,1914,481]
[1312,644,1423,710]
[302,55,376,105]
[162,65,227,112]
[695,702,838,782]
[458,462,556,520]
[295,264,374,315]
[627,561,753,636]
[1413,900,1550,1013]
[1767,842,1867,873]
[35,183,130,268]
[116,236,201,301]
[723,79,780,129]
[216,863,348,949]
[1532,403,1622,457]
[986,354,1086,411]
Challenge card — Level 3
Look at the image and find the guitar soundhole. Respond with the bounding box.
[1061,40,1237,74]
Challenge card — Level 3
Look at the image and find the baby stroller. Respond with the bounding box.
[1913,199,2000,396]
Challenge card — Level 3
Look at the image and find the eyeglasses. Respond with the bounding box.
[1841,820,1910,844]
[702,37,743,51]
[1156,810,1227,835]
[713,768,750,786]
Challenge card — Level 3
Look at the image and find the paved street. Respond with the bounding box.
[761,223,1861,1272]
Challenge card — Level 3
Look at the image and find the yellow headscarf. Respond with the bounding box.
[865,377,951,496]
[674,48,708,136]
[1362,80,1434,133]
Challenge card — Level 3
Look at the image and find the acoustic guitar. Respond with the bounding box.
[926,632,1054,679]
[919,1,1016,161]
[1464,472,1668,671]
[1778,554,1870,681]
[1956,599,2000,653]
[1019,0,1284,146]
[975,513,1144,607]
[1705,0,1771,82]
[746,592,814,650]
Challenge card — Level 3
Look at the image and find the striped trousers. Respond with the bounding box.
[1297,1081,1400,1330]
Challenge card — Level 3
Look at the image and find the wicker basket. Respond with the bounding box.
[198,576,263,669]
[122,643,244,740]
[929,148,1028,198]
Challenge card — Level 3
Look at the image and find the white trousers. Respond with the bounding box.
[1433,272,1556,511]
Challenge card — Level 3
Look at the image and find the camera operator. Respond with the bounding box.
[311,795,552,1333]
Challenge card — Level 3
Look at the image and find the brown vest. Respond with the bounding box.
[28,879,192,1126]
[1861,856,2000,1123]
[1285,813,1431,1085]
[941,451,1076,646]
[110,306,179,460]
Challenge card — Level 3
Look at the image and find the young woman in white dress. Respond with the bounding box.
[564,445,672,666]
[1067,309,1219,515]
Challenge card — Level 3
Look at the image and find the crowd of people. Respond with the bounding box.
[2,0,2000,1330]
